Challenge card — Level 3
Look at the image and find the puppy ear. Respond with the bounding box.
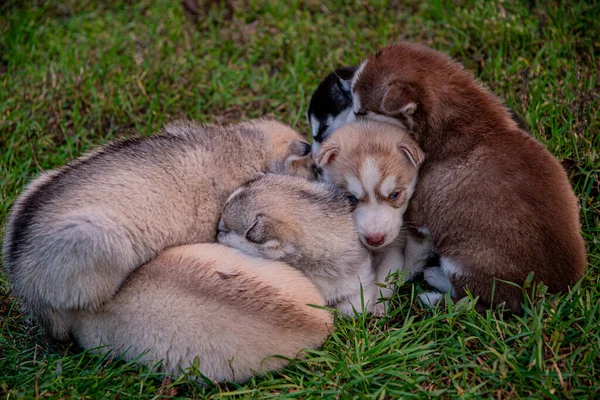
[316,142,339,167]
[382,81,418,116]
[398,142,425,167]
[284,140,312,168]
[245,214,275,244]
[334,66,357,92]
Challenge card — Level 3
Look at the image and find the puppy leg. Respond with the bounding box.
[423,267,454,295]
[373,240,406,313]
[403,228,435,281]
[337,281,381,317]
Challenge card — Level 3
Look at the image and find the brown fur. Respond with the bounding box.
[352,43,586,312]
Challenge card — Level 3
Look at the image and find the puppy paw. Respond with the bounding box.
[371,301,386,317]
[418,291,443,307]
[423,267,453,293]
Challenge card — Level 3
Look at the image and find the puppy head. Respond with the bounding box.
[252,119,317,179]
[316,120,424,251]
[347,43,464,134]
[217,180,302,264]
[307,66,356,154]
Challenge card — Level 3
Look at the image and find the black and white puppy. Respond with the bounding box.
[306,66,356,154]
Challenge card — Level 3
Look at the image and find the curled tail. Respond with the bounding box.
[5,208,144,340]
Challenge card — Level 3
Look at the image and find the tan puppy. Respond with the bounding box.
[3,119,315,340]
[65,243,332,382]
[347,43,586,311]
[316,120,424,312]
[217,174,377,315]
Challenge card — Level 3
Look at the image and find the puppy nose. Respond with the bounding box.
[366,234,385,247]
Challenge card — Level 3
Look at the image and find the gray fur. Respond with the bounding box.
[217,174,380,314]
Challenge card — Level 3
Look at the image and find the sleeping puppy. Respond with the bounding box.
[217,174,378,316]
[338,43,586,312]
[307,66,530,153]
[3,119,315,340]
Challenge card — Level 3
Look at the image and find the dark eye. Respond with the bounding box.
[346,194,359,204]
[388,191,400,201]
[354,109,367,117]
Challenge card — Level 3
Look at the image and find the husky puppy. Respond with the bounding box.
[307,67,356,154]
[344,43,586,311]
[217,174,379,316]
[3,119,315,340]
[65,243,332,382]
[315,120,424,311]
[307,67,529,147]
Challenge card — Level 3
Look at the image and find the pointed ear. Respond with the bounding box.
[382,81,418,116]
[398,142,425,167]
[334,66,357,93]
[245,214,275,244]
[284,140,312,168]
[316,142,339,167]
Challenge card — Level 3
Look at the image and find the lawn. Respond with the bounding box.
[1,0,599,398]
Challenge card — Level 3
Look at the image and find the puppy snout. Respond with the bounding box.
[366,233,385,247]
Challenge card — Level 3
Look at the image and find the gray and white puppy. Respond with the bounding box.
[217,174,379,315]
[3,119,315,341]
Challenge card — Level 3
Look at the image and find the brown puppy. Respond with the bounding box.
[347,42,586,312]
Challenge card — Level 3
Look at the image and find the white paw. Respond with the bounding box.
[418,291,442,307]
[423,267,453,294]
[336,299,361,317]
[371,301,386,317]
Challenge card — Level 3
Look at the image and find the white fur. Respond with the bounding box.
[310,115,320,139]
[419,291,442,307]
[403,228,435,281]
[351,60,368,92]
[361,157,380,200]
[423,267,454,296]
[354,202,401,249]
[345,175,364,199]
[310,108,353,156]
[440,257,464,278]
[380,175,396,197]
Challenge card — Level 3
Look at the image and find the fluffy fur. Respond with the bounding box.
[307,65,529,151]
[316,120,424,311]
[3,119,315,340]
[217,174,379,315]
[64,243,332,382]
[307,67,356,154]
[348,43,586,312]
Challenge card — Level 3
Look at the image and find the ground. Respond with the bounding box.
[0,0,599,398]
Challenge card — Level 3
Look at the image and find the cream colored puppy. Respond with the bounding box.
[3,119,315,340]
[65,243,332,382]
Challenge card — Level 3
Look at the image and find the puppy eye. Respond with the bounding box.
[346,194,359,205]
[388,191,401,201]
[354,109,367,117]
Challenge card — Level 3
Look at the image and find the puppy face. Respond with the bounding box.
[316,121,423,251]
[217,187,301,264]
[307,67,356,154]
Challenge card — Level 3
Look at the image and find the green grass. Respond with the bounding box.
[1,0,598,398]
